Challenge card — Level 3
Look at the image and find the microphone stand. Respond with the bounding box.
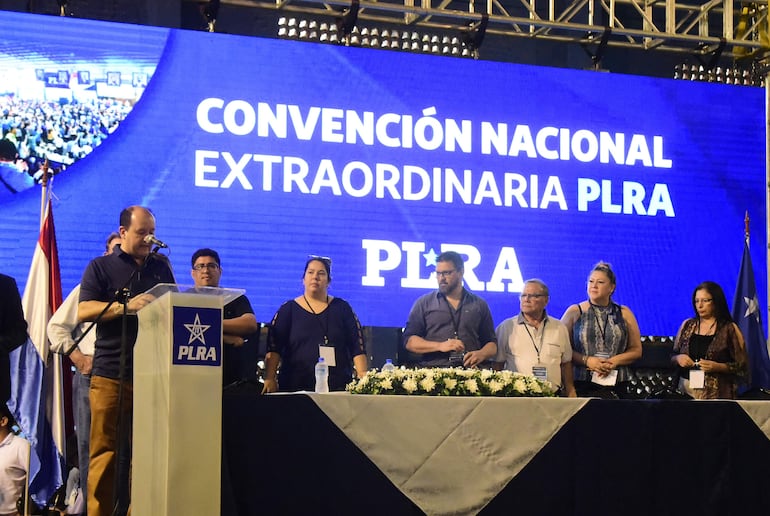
[111,284,133,516]
[70,257,145,516]
[110,251,160,516]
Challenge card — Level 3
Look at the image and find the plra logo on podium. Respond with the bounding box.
[173,306,222,366]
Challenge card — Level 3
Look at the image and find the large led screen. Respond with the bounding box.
[0,11,765,337]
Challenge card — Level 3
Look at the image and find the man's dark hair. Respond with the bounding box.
[0,403,15,424]
[191,248,221,268]
[0,139,17,161]
[104,232,120,253]
[436,251,464,272]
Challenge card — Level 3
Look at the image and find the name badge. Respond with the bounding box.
[532,365,548,381]
[319,345,336,367]
[689,369,705,389]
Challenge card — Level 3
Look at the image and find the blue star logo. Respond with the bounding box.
[184,313,211,345]
[423,248,438,267]
[744,294,760,323]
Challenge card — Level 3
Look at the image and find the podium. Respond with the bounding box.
[132,284,244,516]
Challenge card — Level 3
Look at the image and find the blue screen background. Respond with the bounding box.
[0,11,765,337]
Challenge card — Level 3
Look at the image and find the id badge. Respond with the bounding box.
[532,365,548,381]
[689,369,705,389]
[319,345,336,367]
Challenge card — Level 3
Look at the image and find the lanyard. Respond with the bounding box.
[442,291,465,338]
[590,303,609,351]
[303,294,330,345]
[522,318,547,363]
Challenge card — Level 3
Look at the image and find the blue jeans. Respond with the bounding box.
[73,369,91,515]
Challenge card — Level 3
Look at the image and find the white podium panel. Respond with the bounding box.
[133,288,229,516]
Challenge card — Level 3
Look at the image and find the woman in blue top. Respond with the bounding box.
[560,261,642,397]
[262,256,368,392]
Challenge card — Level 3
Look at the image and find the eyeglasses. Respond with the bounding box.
[193,263,220,271]
[435,270,456,278]
[520,293,547,300]
[694,298,713,304]
[308,255,332,265]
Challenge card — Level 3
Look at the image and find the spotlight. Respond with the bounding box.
[460,14,489,58]
[336,0,360,41]
[201,0,220,33]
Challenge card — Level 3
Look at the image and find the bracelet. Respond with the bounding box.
[582,355,589,366]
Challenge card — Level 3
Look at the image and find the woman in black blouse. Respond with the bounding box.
[262,256,368,392]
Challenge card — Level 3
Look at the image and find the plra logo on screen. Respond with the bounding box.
[173,306,222,366]
[362,240,524,292]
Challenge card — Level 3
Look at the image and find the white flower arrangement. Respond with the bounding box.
[346,367,558,397]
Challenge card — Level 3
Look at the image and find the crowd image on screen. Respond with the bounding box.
[0,95,133,177]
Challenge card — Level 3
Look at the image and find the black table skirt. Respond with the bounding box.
[221,388,770,516]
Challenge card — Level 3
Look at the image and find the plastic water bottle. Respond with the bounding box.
[314,357,329,393]
[382,358,396,373]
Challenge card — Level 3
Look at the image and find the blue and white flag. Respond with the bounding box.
[732,240,770,391]
[8,198,65,505]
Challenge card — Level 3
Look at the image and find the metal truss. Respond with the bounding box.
[217,0,769,59]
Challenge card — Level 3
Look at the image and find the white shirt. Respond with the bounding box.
[0,432,30,516]
[47,284,95,356]
[495,313,572,387]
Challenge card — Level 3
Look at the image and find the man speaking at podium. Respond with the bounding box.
[190,248,259,385]
[78,206,175,516]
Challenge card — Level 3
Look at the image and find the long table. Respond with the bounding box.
[221,388,770,515]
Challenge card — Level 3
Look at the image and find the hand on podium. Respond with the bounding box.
[127,293,156,313]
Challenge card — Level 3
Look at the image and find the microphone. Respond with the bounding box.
[143,234,169,249]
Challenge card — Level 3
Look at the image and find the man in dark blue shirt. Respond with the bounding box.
[403,251,497,368]
[78,206,175,516]
[189,248,259,385]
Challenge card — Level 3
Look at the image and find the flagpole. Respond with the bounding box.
[766,68,770,336]
[39,160,50,228]
[745,211,750,247]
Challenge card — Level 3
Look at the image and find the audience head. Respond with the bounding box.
[304,255,331,280]
[436,251,464,273]
[587,261,616,305]
[118,206,156,261]
[692,281,733,323]
[104,232,121,255]
[0,403,17,436]
[303,255,332,295]
[0,139,17,162]
[191,248,222,288]
[435,251,464,296]
[520,278,550,318]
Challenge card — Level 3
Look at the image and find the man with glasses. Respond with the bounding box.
[403,251,497,368]
[190,248,259,385]
[494,279,576,396]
